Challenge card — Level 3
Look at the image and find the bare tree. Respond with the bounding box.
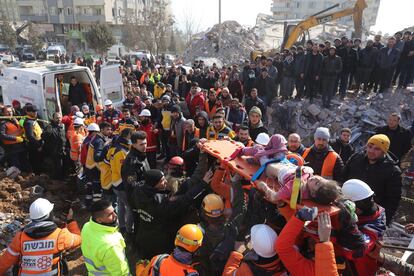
[179,8,202,46]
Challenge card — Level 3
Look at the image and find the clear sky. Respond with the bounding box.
[171,0,414,35]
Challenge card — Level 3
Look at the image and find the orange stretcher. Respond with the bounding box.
[201,140,339,216]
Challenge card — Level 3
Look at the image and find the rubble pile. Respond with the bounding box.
[270,90,414,146]
[183,21,261,66]
[0,174,74,249]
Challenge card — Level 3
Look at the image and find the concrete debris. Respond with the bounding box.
[183,21,262,66]
[384,222,413,248]
[270,90,414,147]
[5,166,21,179]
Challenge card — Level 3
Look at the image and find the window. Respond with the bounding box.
[308,2,315,9]
[296,2,300,8]
[112,8,115,16]
[49,6,56,15]
[83,8,87,14]
[66,7,72,15]
[58,8,63,15]
[96,8,102,15]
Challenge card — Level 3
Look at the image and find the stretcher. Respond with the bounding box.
[201,140,339,215]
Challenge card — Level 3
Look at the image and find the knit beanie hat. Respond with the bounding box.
[314,127,330,140]
[171,105,181,114]
[144,170,164,187]
[249,106,262,117]
[367,134,390,153]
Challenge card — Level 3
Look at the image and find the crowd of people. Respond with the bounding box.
[0,32,414,276]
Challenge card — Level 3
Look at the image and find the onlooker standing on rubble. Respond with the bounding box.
[342,134,402,224]
[355,40,378,93]
[280,50,295,101]
[304,43,323,103]
[377,37,400,93]
[302,127,344,181]
[337,39,357,98]
[330,128,354,164]
[293,46,306,99]
[255,67,276,107]
[375,113,411,163]
[398,32,414,89]
[321,46,343,108]
[0,105,28,172]
[244,88,266,119]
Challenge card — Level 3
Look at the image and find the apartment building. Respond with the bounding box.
[271,0,381,32]
[0,0,20,21]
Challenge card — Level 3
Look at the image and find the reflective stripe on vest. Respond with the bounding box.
[302,148,338,178]
[2,121,24,145]
[19,229,61,275]
[84,256,107,274]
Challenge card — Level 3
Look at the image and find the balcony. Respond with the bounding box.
[76,14,106,23]
[20,14,48,22]
[73,0,105,6]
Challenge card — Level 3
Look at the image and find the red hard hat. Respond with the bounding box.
[169,156,184,166]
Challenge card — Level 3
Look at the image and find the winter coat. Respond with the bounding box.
[255,76,276,99]
[139,122,158,153]
[186,92,205,117]
[358,47,378,69]
[248,122,268,142]
[293,53,305,77]
[244,97,266,117]
[377,47,400,69]
[195,111,209,139]
[321,55,343,79]
[304,52,323,79]
[341,151,402,222]
[282,56,295,78]
[375,125,412,161]
[275,216,339,276]
[42,122,66,157]
[329,138,354,164]
[337,47,357,73]
[228,80,243,100]
[121,147,150,195]
[171,114,186,152]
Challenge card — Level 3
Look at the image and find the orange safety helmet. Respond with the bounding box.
[174,224,203,253]
[202,194,224,218]
[169,156,184,167]
[95,105,104,112]
[286,153,305,166]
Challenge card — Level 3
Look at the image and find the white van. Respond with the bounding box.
[0,62,124,120]
[46,45,66,60]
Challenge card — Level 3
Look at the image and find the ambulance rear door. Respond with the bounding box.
[100,65,124,108]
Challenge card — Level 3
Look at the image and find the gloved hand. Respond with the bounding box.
[296,206,318,222]
[15,136,24,143]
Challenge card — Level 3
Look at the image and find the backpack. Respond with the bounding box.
[136,254,169,276]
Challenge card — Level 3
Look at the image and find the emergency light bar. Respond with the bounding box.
[45,63,77,71]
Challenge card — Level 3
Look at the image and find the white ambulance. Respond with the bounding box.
[0,62,124,120]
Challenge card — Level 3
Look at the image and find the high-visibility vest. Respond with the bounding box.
[2,121,24,145]
[69,131,85,161]
[19,229,62,275]
[302,148,338,179]
[204,100,220,119]
[149,254,198,276]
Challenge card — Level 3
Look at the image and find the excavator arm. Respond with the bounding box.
[284,0,367,49]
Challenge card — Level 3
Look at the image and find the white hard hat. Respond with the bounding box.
[73,117,84,126]
[251,224,277,258]
[342,179,374,202]
[29,198,54,220]
[75,111,84,118]
[139,109,151,117]
[255,133,270,145]
[104,99,113,106]
[87,123,100,132]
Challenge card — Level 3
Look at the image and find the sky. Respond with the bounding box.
[171,0,414,35]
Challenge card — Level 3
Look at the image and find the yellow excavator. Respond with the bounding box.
[251,0,367,60]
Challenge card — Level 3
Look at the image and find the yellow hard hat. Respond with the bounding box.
[174,224,203,253]
[202,194,224,218]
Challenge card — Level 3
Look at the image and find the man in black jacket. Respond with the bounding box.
[330,128,354,164]
[321,46,342,108]
[244,88,266,118]
[337,40,357,98]
[304,44,323,103]
[255,67,276,107]
[130,162,209,260]
[41,112,66,179]
[355,40,378,92]
[377,37,400,93]
[68,76,87,107]
[342,134,402,224]
[293,46,305,99]
[375,113,412,163]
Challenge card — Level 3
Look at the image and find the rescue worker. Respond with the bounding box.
[302,127,344,180]
[275,208,339,276]
[81,199,130,275]
[0,198,81,275]
[204,89,222,119]
[287,133,306,155]
[329,128,354,164]
[110,128,133,234]
[234,125,254,147]
[69,117,86,171]
[95,104,104,125]
[23,105,44,174]
[42,112,67,180]
[85,121,112,206]
[144,224,203,276]
[0,105,28,172]
[166,156,186,194]
[342,179,386,276]
[138,109,159,169]
[223,224,286,276]
[103,99,122,129]
[130,169,210,259]
[206,115,236,140]
[341,134,402,224]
